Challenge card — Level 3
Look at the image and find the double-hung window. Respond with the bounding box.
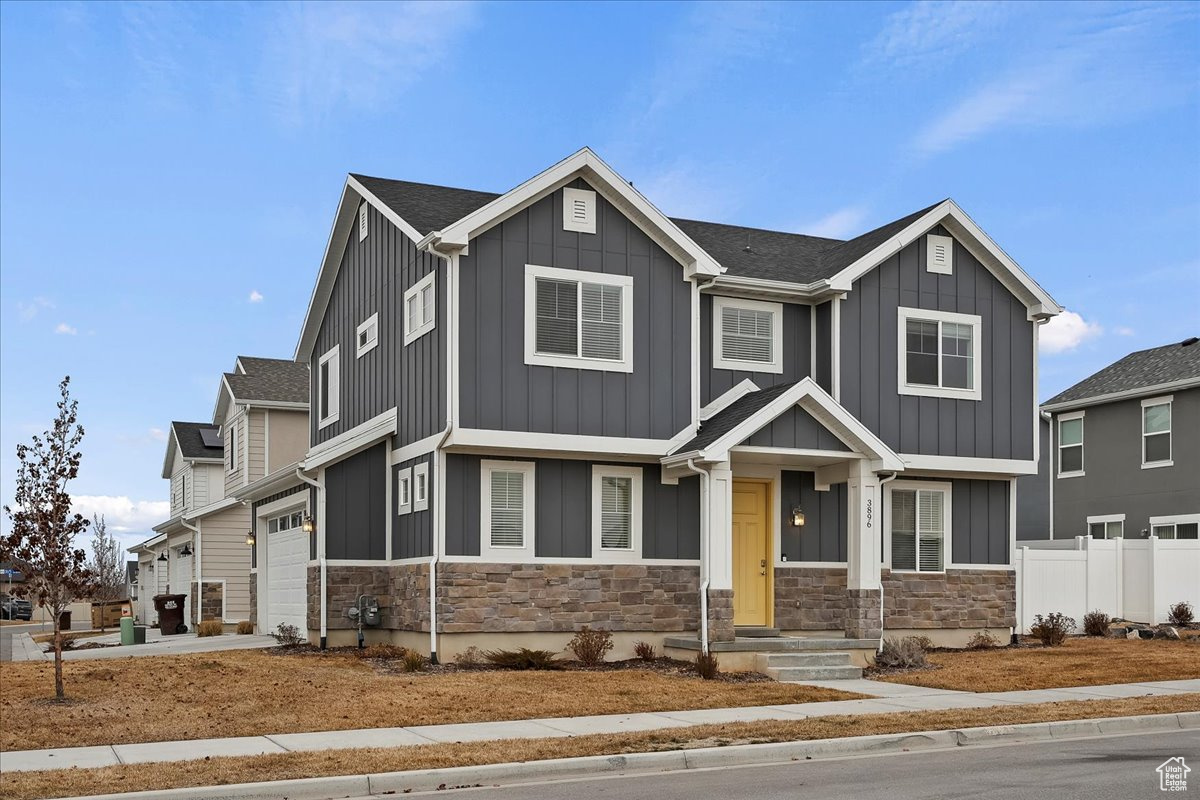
[712,296,783,374]
[481,461,535,558]
[897,308,982,401]
[1141,397,1172,468]
[1087,514,1124,539]
[404,272,436,345]
[317,345,340,428]
[525,264,633,373]
[227,420,239,471]
[889,483,948,572]
[591,466,642,561]
[1058,412,1084,477]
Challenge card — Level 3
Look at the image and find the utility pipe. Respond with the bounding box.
[682,458,710,655]
[295,466,325,648]
[875,471,898,653]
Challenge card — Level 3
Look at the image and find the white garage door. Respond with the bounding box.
[266,511,309,633]
[169,549,192,632]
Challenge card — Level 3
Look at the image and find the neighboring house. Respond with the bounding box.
[1020,338,1199,542]
[129,356,309,629]
[289,147,1061,662]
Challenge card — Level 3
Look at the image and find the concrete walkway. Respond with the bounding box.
[2,678,1196,774]
[4,630,277,662]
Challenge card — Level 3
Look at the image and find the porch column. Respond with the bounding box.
[845,459,883,639]
[704,461,735,642]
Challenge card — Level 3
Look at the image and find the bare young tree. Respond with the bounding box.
[89,514,125,631]
[1,377,95,699]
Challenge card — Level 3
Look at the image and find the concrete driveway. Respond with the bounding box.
[5,627,277,662]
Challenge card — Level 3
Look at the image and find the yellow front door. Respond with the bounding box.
[732,480,771,626]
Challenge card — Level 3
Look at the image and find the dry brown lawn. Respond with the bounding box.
[4,694,1196,800]
[876,636,1200,692]
[0,649,860,751]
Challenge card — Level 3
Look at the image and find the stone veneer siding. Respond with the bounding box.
[200,582,223,622]
[705,588,734,642]
[248,575,257,629]
[845,589,882,639]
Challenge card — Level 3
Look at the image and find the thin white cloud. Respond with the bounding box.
[863,1,1009,71]
[1114,326,1136,337]
[632,163,733,221]
[72,496,169,538]
[795,207,867,239]
[17,297,54,321]
[1040,310,1103,354]
[149,427,168,442]
[55,322,78,335]
[248,290,264,303]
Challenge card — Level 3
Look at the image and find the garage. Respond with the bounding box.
[168,545,192,631]
[266,509,308,633]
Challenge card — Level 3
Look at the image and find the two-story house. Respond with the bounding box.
[290,148,1061,665]
[1021,338,1199,542]
[130,356,309,630]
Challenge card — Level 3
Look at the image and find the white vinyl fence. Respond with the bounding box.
[1015,537,1200,633]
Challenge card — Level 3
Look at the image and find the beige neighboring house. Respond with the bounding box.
[129,356,309,630]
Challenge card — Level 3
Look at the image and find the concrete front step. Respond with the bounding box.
[663,636,879,653]
[758,652,853,668]
[734,626,781,638]
[767,664,864,681]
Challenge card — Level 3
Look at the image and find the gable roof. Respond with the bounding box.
[214,356,309,423]
[1043,338,1200,410]
[351,174,499,238]
[162,421,223,478]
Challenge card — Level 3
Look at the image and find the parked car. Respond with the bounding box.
[0,593,33,621]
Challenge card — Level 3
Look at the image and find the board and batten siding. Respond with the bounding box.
[743,406,851,451]
[780,470,847,563]
[839,226,1035,460]
[814,301,832,393]
[310,201,446,448]
[444,453,700,560]
[324,442,387,560]
[457,179,692,440]
[199,502,252,620]
[392,453,433,560]
[700,295,812,406]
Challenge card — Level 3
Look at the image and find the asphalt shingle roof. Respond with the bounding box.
[227,357,309,405]
[171,421,223,460]
[676,382,800,453]
[350,173,942,284]
[1044,338,1200,407]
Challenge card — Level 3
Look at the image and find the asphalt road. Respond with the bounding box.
[397,731,1200,800]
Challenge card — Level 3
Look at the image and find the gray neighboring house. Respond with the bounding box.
[288,147,1062,665]
[1020,337,1200,542]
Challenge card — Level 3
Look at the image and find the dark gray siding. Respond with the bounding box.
[457,179,692,440]
[1051,388,1200,539]
[780,471,846,562]
[393,454,433,559]
[951,478,1010,564]
[743,406,851,451]
[700,295,812,405]
[250,483,309,569]
[839,227,1035,459]
[324,443,386,560]
[311,202,445,447]
[1017,416,1051,539]
[444,453,700,559]
[814,301,832,392]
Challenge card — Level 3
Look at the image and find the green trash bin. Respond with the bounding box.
[120,617,146,646]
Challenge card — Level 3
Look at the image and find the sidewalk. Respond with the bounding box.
[4,630,277,662]
[3,678,1196,774]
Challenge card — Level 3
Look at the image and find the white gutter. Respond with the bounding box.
[180,517,200,613]
[682,458,710,655]
[875,471,898,653]
[294,466,325,648]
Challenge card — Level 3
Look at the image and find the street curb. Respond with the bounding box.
[56,711,1196,800]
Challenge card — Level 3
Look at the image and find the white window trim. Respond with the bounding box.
[883,480,952,574]
[1140,395,1173,469]
[1149,513,1200,540]
[480,460,536,560]
[404,271,437,346]
[590,465,643,562]
[562,187,597,234]
[1087,513,1125,539]
[317,345,340,429]
[523,263,634,373]
[1057,410,1085,478]
[413,462,429,512]
[356,312,379,358]
[711,296,784,374]
[396,467,412,516]
[896,307,983,402]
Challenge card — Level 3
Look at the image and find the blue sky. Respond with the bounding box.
[2,1,1197,550]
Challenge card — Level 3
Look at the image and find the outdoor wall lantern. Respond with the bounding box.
[245,530,256,547]
[179,543,193,557]
[157,551,168,562]
[791,507,806,527]
[302,514,315,535]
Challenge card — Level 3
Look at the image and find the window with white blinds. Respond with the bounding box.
[591,466,642,560]
[525,265,633,372]
[712,296,783,374]
[481,461,535,556]
[889,486,947,572]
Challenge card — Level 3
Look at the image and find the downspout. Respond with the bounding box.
[429,247,458,665]
[180,517,200,625]
[295,467,325,648]
[875,471,898,653]
[429,423,452,664]
[682,458,710,655]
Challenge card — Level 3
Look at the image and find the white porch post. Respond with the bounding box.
[845,459,883,639]
[705,461,735,641]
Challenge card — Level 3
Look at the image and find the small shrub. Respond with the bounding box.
[694,651,720,680]
[453,645,482,667]
[1029,612,1075,646]
[272,623,304,647]
[875,636,928,669]
[1168,601,1195,626]
[358,644,407,660]
[401,649,426,672]
[908,635,935,651]
[482,647,560,670]
[966,630,1000,650]
[633,640,656,662]
[1082,610,1111,637]
[235,621,254,635]
[196,620,224,637]
[568,625,614,667]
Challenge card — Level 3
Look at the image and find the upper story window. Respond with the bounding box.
[404,272,436,345]
[413,462,429,512]
[1088,514,1124,539]
[396,467,412,515]
[227,420,238,472]
[712,296,783,374]
[524,264,633,373]
[897,307,982,401]
[591,465,643,561]
[356,313,379,358]
[888,483,948,573]
[1141,396,1172,468]
[480,460,535,559]
[317,345,340,429]
[1058,412,1084,477]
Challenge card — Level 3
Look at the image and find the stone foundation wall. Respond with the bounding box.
[248,575,257,629]
[882,569,1015,629]
[308,565,392,631]
[845,588,882,638]
[200,582,223,621]
[774,567,847,631]
[706,588,735,642]
[189,584,198,627]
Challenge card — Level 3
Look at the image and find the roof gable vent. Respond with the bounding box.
[926,233,953,275]
[562,187,596,234]
[358,202,368,241]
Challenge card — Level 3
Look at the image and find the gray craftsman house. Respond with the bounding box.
[1020,338,1199,542]
[284,148,1061,670]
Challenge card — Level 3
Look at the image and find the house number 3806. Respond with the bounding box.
[865,498,873,529]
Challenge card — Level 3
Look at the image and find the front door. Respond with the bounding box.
[732,480,771,626]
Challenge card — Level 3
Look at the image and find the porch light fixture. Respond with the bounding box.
[302,514,315,535]
[245,530,256,547]
[157,551,168,562]
[791,507,806,527]
[179,543,193,557]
